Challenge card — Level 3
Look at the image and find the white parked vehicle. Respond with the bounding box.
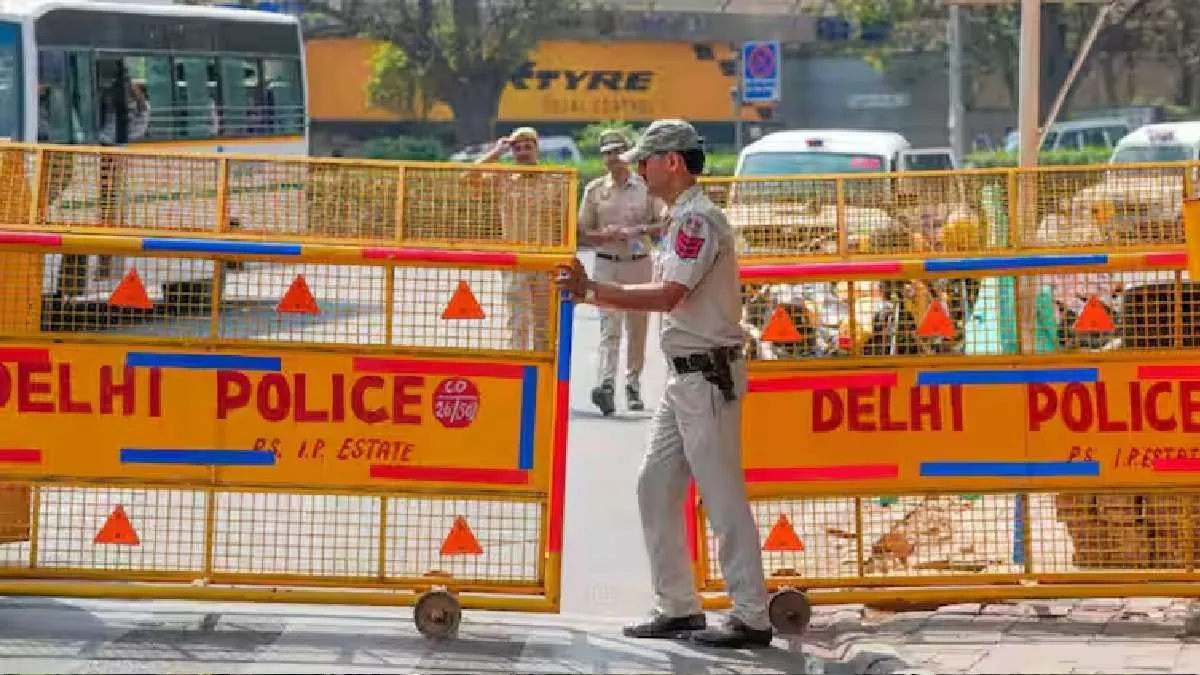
[725,129,983,363]
[0,0,309,317]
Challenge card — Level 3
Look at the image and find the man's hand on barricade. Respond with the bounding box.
[592,225,621,242]
[615,225,645,241]
[554,258,590,301]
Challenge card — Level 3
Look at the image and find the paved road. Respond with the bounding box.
[0,597,835,674]
[806,598,1200,674]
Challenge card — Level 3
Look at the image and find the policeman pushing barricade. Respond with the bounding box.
[577,129,669,415]
[556,119,774,649]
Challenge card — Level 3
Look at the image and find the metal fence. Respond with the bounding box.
[0,142,579,640]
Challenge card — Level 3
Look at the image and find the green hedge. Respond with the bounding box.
[358,135,448,161]
[965,148,1112,168]
[554,153,739,187]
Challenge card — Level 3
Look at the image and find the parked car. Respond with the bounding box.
[1002,118,1131,154]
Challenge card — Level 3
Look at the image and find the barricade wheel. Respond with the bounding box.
[414,588,461,640]
[768,588,811,636]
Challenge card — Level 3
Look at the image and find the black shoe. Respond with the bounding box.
[689,615,774,649]
[591,381,615,416]
[622,612,706,639]
[626,384,644,411]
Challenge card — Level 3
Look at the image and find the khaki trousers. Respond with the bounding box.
[594,255,652,388]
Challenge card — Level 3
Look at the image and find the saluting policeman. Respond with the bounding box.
[577,129,668,415]
[555,119,773,649]
[473,126,567,352]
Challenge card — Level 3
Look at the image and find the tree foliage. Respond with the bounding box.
[1116,0,1200,108]
[305,0,577,145]
[574,120,644,155]
[827,0,1171,113]
[365,42,434,121]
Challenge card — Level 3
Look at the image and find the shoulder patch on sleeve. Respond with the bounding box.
[674,213,708,260]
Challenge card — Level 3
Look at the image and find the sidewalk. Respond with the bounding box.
[793,598,1200,674]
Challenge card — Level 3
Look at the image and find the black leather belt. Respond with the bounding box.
[671,346,742,374]
[596,252,648,262]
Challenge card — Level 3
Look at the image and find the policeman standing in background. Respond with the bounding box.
[555,119,773,649]
[577,129,668,415]
[473,126,566,352]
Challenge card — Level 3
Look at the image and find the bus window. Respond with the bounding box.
[220,57,259,136]
[0,23,20,141]
[37,50,93,143]
[173,56,218,139]
[262,58,303,135]
[68,52,94,143]
[124,55,171,141]
[95,56,130,145]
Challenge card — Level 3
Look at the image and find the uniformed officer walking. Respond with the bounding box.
[555,119,773,648]
[577,129,668,415]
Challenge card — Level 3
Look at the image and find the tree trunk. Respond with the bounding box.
[1038,4,1071,123]
[1097,53,1118,105]
[448,83,503,146]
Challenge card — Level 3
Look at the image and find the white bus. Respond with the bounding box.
[0,0,308,155]
[0,0,310,320]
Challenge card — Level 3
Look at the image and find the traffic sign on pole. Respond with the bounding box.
[741,40,781,104]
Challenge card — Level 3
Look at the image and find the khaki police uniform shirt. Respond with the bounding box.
[656,184,746,355]
[496,172,570,247]
[578,173,666,256]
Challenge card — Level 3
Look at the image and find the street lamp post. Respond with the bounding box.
[947,0,1112,167]
[1017,0,1041,170]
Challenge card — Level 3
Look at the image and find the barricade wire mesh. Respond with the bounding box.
[699,490,1200,590]
[19,255,559,355]
[702,162,1195,258]
[0,483,546,588]
[0,144,577,251]
[740,270,1195,361]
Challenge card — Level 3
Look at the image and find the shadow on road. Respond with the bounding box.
[0,597,833,674]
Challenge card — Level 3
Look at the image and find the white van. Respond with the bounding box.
[727,130,985,363]
[726,129,969,258]
[1108,121,1200,164]
[734,129,956,177]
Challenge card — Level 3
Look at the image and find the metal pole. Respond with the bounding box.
[733,48,744,153]
[1018,0,1041,168]
[1017,0,1041,355]
[948,4,966,163]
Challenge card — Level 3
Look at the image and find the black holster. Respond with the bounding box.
[702,348,737,402]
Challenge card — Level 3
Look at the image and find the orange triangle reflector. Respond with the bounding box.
[440,515,483,556]
[277,273,320,315]
[761,306,801,342]
[94,505,140,546]
[441,281,485,320]
[763,514,804,552]
[917,301,955,338]
[1074,296,1115,333]
[109,269,153,310]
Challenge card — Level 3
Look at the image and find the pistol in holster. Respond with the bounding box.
[672,346,740,402]
[702,348,738,402]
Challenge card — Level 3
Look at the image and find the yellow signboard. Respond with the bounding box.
[743,363,1200,494]
[305,38,768,123]
[0,344,552,492]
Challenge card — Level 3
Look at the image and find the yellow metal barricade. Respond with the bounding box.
[0,142,577,640]
[692,163,1200,633]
